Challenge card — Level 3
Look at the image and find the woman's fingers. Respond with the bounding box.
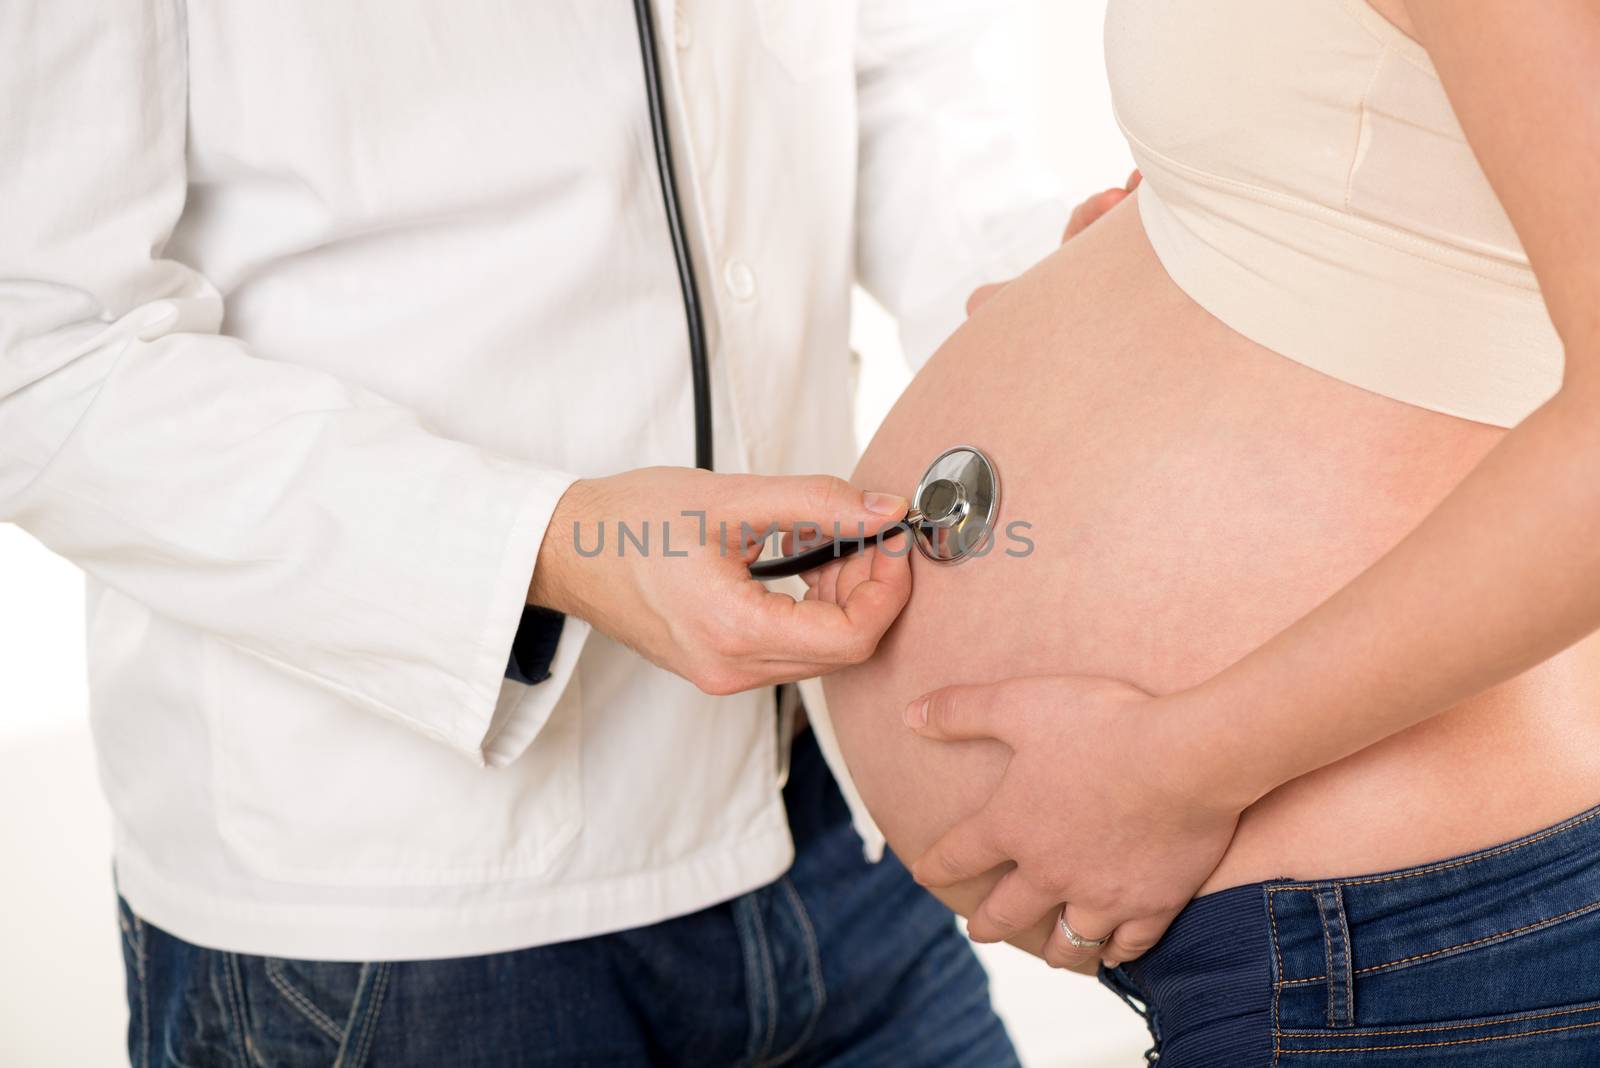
[967,170,1144,315]
[1041,904,1119,971]
[1039,907,1172,971]
[905,678,1035,744]
[966,282,1009,316]
[1099,912,1173,969]
[1064,187,1130,239]
[965,867,1060,944]
[911,815,1010,890]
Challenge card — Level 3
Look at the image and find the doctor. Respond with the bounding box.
[2,2,1089,1064]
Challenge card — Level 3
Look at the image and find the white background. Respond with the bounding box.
[0,3,1149,1064]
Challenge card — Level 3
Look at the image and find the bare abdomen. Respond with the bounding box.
[822,199,1600,951]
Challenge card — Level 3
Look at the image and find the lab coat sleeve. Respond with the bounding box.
[854,0,1074,368]
[0,0,587,768]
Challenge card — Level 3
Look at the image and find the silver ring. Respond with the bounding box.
[1059,908,1109,950]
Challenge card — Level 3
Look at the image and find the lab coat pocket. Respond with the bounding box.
[753,0,855,82]
[206,638,583,887]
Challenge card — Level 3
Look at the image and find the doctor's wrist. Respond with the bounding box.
[526,478,599,618]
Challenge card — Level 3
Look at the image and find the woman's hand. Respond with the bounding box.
[902,675,1240,969]
[966,170,1142,315]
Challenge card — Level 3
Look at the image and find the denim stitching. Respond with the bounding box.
[1333,887,1355,1026]
[1276,1017,1600,1053]
[734,899,766,1066]
[1261,807,1600,899]
[1280,1004,1600,1036]
[1314,890,1338,1028]
[1267,888,1285,1066]
[333,962,379,1068]
[222,952,252,1068]
[131,913,150,1068]
[1271,895,1600,987]
[754,909,779,1064]
[734,896,779,1065]
[1277,1000,1600,1038]
[346,961,390,1068]
[1353,897,1600,976]
[1314,886,1357,1029]
[263,958,345,1043]
[760,878,828,1068]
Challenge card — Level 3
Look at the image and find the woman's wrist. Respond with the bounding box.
[1148,681,1288,815]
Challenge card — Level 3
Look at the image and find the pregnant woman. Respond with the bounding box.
[817,0,1600,1063]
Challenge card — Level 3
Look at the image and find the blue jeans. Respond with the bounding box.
[1101,803,1600,1066]
[116,729,1018,1067]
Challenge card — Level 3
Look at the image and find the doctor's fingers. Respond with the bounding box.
[724,474,908,542]
[817,556,843,608]
[746,564,910,667]
[807,523,912,602]
[830,533,909,604]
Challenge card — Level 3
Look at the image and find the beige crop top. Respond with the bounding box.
[1105,0,1563,428]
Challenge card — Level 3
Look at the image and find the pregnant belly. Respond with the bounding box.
[822,198,1600,943]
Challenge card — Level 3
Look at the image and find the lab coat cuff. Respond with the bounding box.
[453,465,592,768]
[897,195,1071,369]
[480,613,591,769]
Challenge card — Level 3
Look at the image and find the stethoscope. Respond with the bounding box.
[749,445,1002,578]
[630,1,1003,580]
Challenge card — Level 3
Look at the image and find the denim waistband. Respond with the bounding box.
[1107,802,1600,1065]
[1265,803,1600,1037]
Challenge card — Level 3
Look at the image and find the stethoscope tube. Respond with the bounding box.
[628,15,1005,584]
[632,0,714,471]
[631,0,899,582]
[748,447,1003,579]
[747,515,924,581]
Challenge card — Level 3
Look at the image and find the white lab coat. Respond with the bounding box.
[0,0,1068,959]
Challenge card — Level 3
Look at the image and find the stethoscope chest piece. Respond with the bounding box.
[910,445,1000,563]
[745,443,1002,580]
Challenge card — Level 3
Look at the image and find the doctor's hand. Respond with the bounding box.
[966,170,1143,316]
[902,674,1240,969]
[528,468,912,694]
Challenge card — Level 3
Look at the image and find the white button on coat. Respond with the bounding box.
[723,258,757,301]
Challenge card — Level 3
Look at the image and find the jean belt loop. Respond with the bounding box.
[1312,883,1356,1028]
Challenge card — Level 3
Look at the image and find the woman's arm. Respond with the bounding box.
[900,0,1600,968]
[1184,0,1600,797]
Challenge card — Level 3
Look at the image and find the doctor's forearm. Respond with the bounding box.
[1166,372,1600,808]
